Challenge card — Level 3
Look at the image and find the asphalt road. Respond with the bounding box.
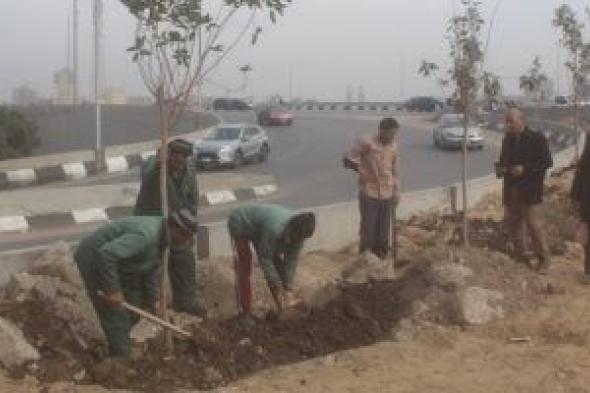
[217,110,500,208]
[20,105,216,156]
[0,110,501,252]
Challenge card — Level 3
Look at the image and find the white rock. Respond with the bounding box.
[427,263,473,290]
[130,319,161,344]
[29,242,83,287]
[454,286,504,325]
[0,316,40,368]
[342,252,395,284]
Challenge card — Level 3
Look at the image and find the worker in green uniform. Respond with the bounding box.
[227,204,316,322]
[134,138,204,316]
[73,210,198,357]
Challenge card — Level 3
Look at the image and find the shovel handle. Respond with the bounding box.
[97,291,191,338]
[121,301,192,338]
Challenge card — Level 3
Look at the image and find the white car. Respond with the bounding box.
[433,114,485,150]
[193,124,270,168]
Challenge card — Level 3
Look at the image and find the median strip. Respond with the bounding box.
[0,183,278,233]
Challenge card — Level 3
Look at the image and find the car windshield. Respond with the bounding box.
[205,127,241,141]
[442,116,475,128]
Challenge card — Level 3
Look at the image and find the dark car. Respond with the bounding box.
[212,98,253,111]
[403,96,444,112]
[257,107,294,126]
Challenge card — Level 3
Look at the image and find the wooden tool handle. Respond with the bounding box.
[121,301,192,338]
[97,291,191,338]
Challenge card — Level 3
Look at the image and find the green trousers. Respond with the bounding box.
[169,246,197,312]
[75,260,147,357]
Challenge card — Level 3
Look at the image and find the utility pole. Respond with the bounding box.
[67,15,72,104]
[288,65,293,102]
[93,0,104,171]
[399,51,406,100]
[73,0,79,105]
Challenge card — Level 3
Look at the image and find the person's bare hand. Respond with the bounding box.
[99,291,124,308]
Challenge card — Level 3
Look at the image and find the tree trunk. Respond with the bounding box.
[462,109,469,247]
[156,89,172,349]
[574,96,580,163]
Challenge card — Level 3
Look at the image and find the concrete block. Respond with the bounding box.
[72,208,108,224]
[125,153,142,168]
[140,150,157,161]
[206,190,236,205]
[35,165,66,185]
[253,184,278,197]
[105,205,134,220]
[83,160,99,176]
[0,216,29,233]
[6,168,35,186]
[106,156,129,174]
[62,162,87,180]
[28,213,75,231]
[0,172,7,189]
[233,188,256,201]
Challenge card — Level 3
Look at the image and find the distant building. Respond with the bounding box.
[52,68,74,105]
[102,87,128,105]
[12,85,40,106]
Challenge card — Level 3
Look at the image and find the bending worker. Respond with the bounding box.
[134,138,204,316]
[227,204,316,320]
[74,210,198,357]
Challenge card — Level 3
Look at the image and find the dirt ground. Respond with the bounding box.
[222,245,590,393]
[1,169,590,392]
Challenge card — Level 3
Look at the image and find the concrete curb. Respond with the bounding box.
[0,151,156,190]
[0,183,278,234]
[0,110,221,190]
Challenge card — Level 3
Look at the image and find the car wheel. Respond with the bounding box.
[231,151,243,169]
[258,144,270,162]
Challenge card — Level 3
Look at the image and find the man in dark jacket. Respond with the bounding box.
[572,135,590,281]
[134,139,203,316]
[74,210,198,356]
[498,108,553,273]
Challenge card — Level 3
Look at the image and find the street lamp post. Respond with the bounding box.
[93,0,104,171]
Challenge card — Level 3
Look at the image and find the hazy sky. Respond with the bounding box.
[0,0,588,103]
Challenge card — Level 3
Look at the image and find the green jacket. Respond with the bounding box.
[74,216,165,304]
[228,204,303,289]
[134,156,198,216]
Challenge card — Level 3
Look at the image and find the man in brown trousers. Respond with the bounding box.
[497,108,553,273]
[344,117,401,259]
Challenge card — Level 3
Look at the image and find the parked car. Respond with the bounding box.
[554,95,570,109]
[404,96,444,112]
[433,114,485,150]
[257,107,294,126]
[193,124,269,168]
[212,98,253,111]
